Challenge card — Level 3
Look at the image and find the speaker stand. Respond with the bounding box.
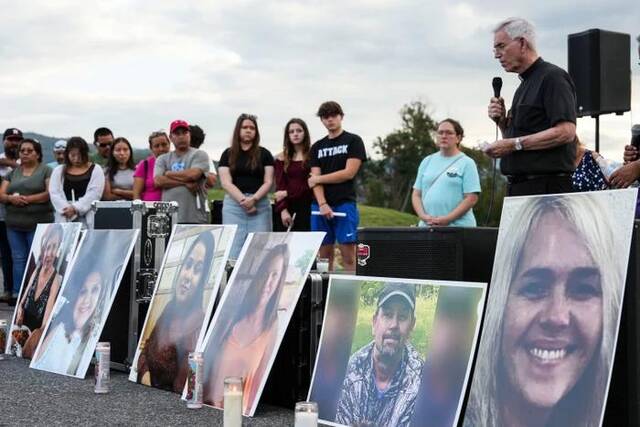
[592,113,601,152]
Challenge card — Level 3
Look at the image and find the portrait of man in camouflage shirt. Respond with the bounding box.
[335,283,424,427]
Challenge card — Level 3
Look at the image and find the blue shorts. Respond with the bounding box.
[311,201,359,246]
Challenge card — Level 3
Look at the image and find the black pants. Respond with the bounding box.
[273,199,312,232]
[507,175,573,197]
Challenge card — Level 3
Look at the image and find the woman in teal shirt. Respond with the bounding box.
[411,118,481,227]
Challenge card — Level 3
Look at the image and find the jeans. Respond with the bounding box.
[222,194,272,260]
[0,221,13,295]
[6,227,35,297]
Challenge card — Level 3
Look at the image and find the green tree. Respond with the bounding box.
[459,146,507,226]
[362,101,438,211]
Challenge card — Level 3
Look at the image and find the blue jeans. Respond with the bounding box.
[222,194,272,260]
[6,228,35,297]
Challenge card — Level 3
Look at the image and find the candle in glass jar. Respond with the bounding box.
[223,377,243,427]
[316,257,329,273]
[295,401,318,427]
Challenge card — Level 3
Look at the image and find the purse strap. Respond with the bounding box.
[424,154,464,198]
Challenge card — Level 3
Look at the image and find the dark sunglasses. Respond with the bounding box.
[239,113,257,121]
[96,142,111,148]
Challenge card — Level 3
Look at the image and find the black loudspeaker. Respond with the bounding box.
[355,227,498,283]
[356,227,463,280]
[568,29,631,117]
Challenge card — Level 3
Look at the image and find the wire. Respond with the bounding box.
[483,124,499,226]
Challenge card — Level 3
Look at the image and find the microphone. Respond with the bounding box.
[491,77,503,124]
[632,124,640,149]
[492,77,503,98]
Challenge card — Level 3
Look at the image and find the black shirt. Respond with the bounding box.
[63,164,96,200]
[501,58,577,175]
[309,131,367,206]
[219,146,274,194]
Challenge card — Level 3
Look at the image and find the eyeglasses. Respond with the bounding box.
[493,38,521,53]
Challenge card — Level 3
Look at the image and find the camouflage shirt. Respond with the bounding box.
[335,341,424,427]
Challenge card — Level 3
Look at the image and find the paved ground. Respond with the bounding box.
[0,302,294,426]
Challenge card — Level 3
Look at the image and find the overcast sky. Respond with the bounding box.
[1,1,638,161]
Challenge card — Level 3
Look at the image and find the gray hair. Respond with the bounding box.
[493,17,537,51]
[464,194,622,427]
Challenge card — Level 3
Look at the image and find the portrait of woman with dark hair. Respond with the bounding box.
[464,192,632,427]
[135,230,216,392]
[202,243,290,412]
[11,223,67,358]
[31,268,110,376]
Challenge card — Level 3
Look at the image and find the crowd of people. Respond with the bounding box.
[0,100,367,304]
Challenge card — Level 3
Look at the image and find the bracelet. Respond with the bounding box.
[319,202,328,207]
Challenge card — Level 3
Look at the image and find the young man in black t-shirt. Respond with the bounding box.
[308,101,366,271]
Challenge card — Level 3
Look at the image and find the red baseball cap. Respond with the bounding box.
[170,119,190,134]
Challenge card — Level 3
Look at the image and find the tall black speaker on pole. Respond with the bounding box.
[568,29,631,152]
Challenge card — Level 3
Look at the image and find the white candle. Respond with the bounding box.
[316,258,329,273]
[295,401,319,427]
[223,389,243,427]
[294,411,318,427]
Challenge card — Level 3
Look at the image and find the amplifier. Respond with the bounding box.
[356,227,498,283]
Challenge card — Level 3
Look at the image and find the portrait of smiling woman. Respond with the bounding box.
[464,193,631,427]
[133,230,215,392]
[31,269,109,376]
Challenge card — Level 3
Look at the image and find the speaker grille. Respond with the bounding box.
[356,228,463,280]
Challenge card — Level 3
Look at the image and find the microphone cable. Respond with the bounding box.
[483,125,499,226]
[484,77,503,227]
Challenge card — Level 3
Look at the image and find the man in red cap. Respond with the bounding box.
[154,120,211,223]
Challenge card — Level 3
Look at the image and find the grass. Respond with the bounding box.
[207,189,418,227]
[350,294,438,356]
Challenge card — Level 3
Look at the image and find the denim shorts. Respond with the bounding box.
[223,194,272,260]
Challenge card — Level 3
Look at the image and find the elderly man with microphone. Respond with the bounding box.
[483,17,577,196]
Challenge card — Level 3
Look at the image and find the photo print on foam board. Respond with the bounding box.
[308,274,486,427]
[129,224,236,393]
[5,223,82,358]
[463,189,637,427]
[30,229,139,378]
[192,231,325,416]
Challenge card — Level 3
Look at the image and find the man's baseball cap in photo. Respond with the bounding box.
[3,128,23,140]
[377,283,416,311]
[170,120,190,134]
[53,140,67,152]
